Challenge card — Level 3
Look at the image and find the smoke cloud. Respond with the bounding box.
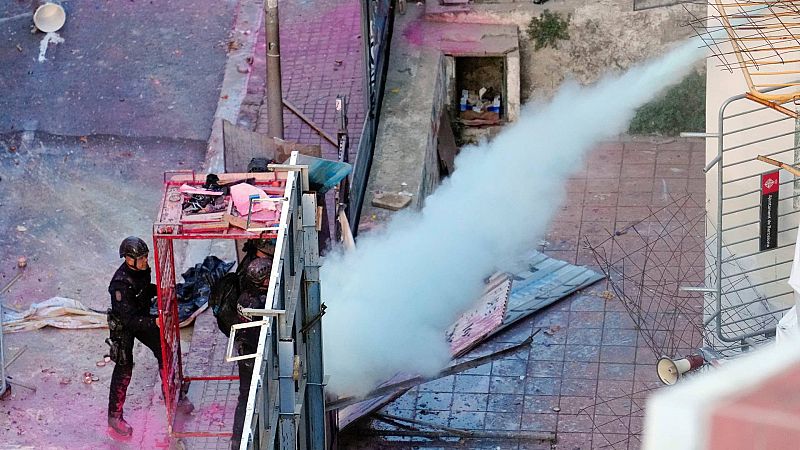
[321,40,704,396]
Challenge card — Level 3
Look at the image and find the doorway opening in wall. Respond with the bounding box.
[455,56,506,126]
[451,56,507,149]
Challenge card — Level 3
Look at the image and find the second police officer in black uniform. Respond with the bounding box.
[230,257,272,450]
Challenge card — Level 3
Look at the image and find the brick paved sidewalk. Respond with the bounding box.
[237,0,365,161]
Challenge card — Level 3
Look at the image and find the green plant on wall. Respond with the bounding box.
[526,10,570,50]
[629,70,706,136]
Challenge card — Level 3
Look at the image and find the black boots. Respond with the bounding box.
[108,415,133,437]
[177,396,195,414]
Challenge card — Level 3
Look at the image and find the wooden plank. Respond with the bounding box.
[446,274,511,357]
[181,221,230,233]
[223,119,276,172]
[167,172,285,183]
[282,99,337,146]
[436,112,458,176]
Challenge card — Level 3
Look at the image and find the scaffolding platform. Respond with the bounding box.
[152,168,293,439]
[152,152,326,449]
[154,170,289,241]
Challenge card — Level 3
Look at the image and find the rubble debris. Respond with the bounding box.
[543,325,561,336]
[17,257,27,269]
[2,297,106,333]
[371,192,412,211]
[459,87,501,126]
[330,333,536,412]
[354,426,555,442]
[15,226,27,232]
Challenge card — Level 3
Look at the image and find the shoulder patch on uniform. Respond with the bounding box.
[115,290,123,302]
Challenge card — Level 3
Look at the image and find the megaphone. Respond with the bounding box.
[656,354,705,385]
[33,2,66,33]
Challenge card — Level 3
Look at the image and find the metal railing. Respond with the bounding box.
[351,0,395,237]
[710,88,800,347]
[237,154,325,449]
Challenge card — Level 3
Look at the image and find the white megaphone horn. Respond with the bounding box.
[33,2,66,33]
[656,354,705,385]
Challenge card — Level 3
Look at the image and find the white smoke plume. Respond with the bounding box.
[321,40,705,396]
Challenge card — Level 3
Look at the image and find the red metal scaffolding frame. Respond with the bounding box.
[152,169,286,438]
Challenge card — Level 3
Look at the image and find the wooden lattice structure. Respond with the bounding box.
[693,1,800,117]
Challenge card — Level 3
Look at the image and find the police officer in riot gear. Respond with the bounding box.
[230,257,272,449]
[237,237,275,277]
[106,236,193,437]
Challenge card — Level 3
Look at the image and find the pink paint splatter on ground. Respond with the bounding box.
[402,20,425,45]
[200,402,228,427]
[400,19,505,55]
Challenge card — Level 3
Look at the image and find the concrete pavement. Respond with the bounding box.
[0,132,204,448]
[0,0,243,447]
[0,0,236,140]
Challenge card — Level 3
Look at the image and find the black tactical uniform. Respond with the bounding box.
[106,237,163,437]
[236,237,276,278]
[106,237,194,438]
[230,257,271,449]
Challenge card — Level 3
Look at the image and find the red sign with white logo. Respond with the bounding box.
[762,171,780,194]
[760,171,779,251]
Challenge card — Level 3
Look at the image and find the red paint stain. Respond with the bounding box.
[403,21,425,46]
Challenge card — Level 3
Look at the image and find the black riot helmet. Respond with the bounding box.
[244,257,272,287]
[254,237,276,255]
[119,236,149,259]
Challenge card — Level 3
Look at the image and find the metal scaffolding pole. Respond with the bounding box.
[301,193,325,449]
[265,0,284,139]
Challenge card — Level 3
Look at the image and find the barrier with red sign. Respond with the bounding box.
[760,170,780,251]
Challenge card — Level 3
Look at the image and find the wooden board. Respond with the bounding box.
[222,119,322,172]
[446,274,511,357]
